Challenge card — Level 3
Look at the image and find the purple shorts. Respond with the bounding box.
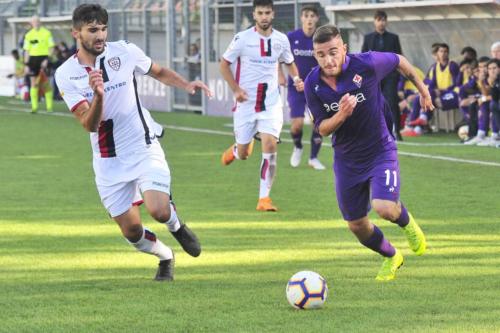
[288,90,307,118]
[334,151,401,221]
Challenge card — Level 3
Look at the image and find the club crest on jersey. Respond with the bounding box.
[108,57,121,71]
[353,74,362,88]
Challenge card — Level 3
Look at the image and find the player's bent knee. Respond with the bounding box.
[372,202,399,221]
[150,207,171,223]
[123,224,143,242]
[347,218,370,235]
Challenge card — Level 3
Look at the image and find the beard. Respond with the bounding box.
[257,21,271,31]
[81,39,105,56]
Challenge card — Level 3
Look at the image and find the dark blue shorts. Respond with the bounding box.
[334,151,401,221]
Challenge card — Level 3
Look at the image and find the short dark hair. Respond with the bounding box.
[253,0,273,10]
[374,10,387,20]
[438,43,449,52]
[11,49,19,56]
[486,58,500,67]
[478,56,490,64]
[301,5,319,16]
[313,24,341,44]
[461,46,477,57]
[72,4,108,29]
[431,43,441,55]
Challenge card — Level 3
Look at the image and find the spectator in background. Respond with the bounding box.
[460,46,477,62]
[488,59,500,148]
[398,66,425,136]
[469,58,500,147]
[187,43,202,106]
[362,10,403,140]
[23,15,55,113]
[453,58,475,130]
[457,59,480,140]
[491,41,500,60]
[187,43,201,81]
[7,49,28,100]
[407,43,459,135]
[465,56,494,145]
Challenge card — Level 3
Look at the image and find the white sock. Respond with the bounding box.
[165,203,181,232]
[259,152,277,198]
[128,227,173,260]
[419,114,428,121]
[477,130,486,138]
[232,144,240,160]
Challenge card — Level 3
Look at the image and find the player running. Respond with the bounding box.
[220,0,304,211]
[286,5,325,170]
[304,25,430,281]
[55,4,211,281]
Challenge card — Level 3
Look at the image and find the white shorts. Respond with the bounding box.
[93,141,171,217]
[233,103,284,144]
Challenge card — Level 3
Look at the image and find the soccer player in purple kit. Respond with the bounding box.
[286,6,325,170]
[304,25,431,281]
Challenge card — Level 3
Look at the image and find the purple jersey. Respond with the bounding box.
[287,29,318,89]
[304,51,399,164]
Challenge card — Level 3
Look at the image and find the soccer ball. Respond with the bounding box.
[286,271,328,309]
[458,125,469,141]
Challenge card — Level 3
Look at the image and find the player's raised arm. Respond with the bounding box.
[148,62,212,97]
[58,68,104,133]
[397,55,434,112]
[78,69,104,132]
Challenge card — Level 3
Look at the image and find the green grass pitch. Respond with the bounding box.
[1,97,499,332]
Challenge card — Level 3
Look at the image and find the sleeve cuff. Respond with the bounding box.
[70,99,88,113]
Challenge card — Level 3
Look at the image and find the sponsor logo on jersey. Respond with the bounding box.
[272,42,282,53]
[293,49,314,57]
[69,74,87,80]
[152,181,169,189]
[353,74,362,88]
[108,57,121,71]
[323,92,366,113]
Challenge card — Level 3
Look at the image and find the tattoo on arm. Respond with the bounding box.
[398,68,418,86]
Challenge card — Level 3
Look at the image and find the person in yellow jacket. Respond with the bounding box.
[23,15,55,113]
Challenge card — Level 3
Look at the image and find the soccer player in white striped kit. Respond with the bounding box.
[55,4,212,281]
[220,0,304,212]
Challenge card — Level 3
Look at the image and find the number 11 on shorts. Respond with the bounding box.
[384,169,397,187]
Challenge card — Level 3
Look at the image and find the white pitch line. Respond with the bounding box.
[224,122,462,147]
[2,105,499,167]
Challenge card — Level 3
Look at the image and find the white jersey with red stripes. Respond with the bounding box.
[223,27,294,118]
[55,40,162,159]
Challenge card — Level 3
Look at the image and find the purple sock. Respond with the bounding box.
[310,131,322,159]
[392,204,410,227]
[479,103,490,132]
[291,130,303,149]
[360,225,396,257]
